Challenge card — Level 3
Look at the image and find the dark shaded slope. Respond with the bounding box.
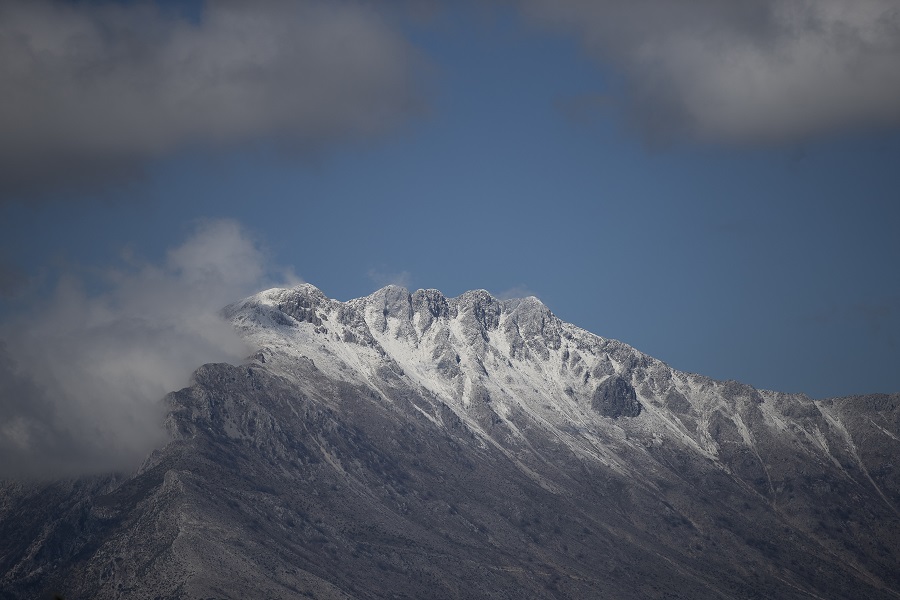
[3,358,898,599]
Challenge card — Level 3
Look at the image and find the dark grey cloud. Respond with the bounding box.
[519,0,900,144]
[0,0,424,201]
[0,219,292,478]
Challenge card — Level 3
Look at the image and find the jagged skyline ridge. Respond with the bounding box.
[2,277,897,598]
[0,1,898,470]
[224,282,889,482]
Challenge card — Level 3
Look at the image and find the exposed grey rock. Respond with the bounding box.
[1,284,899,600]
[274,283,327,326]
[664,389,691,414]
[591,375,642,418]
[411,288,451,332]
[455,289,501,340]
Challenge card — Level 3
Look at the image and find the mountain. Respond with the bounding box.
[2,283,899,599]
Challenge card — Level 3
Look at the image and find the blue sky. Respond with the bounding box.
[1,0,899,453]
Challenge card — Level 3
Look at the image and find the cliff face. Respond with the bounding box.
[2,284,899,599]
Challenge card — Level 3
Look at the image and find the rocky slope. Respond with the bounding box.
[1,284,899,599]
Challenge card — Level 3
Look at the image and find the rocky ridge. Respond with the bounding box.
[0,284,898,599]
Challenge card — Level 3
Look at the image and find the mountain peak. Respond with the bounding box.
[228,283,659,433]
[190,286,900,599]
[366,283,410,298]
[5,282,899,600]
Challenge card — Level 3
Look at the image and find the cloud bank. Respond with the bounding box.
[520,0,900,143]
[0,0,423,201]
[0,219,284,478]
[3,0,895,200]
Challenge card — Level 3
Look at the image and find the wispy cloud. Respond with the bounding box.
[495,285,539,300]
[0,219,293,478]
[367,268,414,290]
[519,0,900,144]
[0,0,424,201]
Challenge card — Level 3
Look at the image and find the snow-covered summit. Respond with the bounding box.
[227,283,645,390]
[223,284,779,471]
[5,284,895,600]
[222,282,897,496]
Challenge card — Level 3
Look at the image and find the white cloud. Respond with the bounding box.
[0,219,289,478]
[367,268,414,290]
[520,0,900,143]
[0,0,424,200]
[495,285,539,301]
